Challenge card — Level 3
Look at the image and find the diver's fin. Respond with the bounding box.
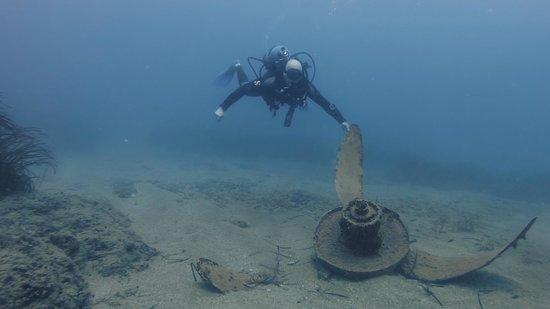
[400,217,537,282]
[335,124,364,206]
[212,63,238,87]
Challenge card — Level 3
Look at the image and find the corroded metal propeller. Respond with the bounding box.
[314,124,537,282]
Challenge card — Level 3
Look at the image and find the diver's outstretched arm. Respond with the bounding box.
[307,83,348,128]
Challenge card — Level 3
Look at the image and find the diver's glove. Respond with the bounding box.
[341,121,351,132]
[214,107,225,121]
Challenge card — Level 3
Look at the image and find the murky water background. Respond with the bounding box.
[1,1,549,308]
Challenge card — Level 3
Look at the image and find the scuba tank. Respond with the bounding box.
[247,45,317,83]
[263,45,290,71]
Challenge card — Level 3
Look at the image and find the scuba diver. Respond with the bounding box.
[213,45,350,131]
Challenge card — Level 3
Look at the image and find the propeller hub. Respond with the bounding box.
[339,199,382,255]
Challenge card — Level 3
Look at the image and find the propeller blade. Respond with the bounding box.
[400,217,537,282]
[335,124,364,206]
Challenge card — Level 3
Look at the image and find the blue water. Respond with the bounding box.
[1,2,550,307]
[1,1,549,196]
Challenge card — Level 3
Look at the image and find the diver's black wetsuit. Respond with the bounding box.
[220,68,346,127]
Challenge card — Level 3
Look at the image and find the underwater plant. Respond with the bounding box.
[0,101,54,196]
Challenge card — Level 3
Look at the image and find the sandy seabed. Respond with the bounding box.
[35,152,550,309]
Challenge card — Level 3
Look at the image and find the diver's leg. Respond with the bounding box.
[218,81,262,113]
[235,62,249,86]
[284,105,296,127]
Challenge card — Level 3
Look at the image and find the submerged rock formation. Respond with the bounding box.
[0,193,158,308]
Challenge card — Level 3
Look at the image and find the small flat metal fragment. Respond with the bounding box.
[335,124,364,205]
[195,258,252,293]
[400,217,537,282]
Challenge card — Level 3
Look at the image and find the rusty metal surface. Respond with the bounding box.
[400,217,537,282]
[314,207,410,277]
[315,122,538,282]
[335,124,364,206]
[195,258,251,293]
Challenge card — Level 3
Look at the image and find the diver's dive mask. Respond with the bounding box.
[284,59,304,84]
